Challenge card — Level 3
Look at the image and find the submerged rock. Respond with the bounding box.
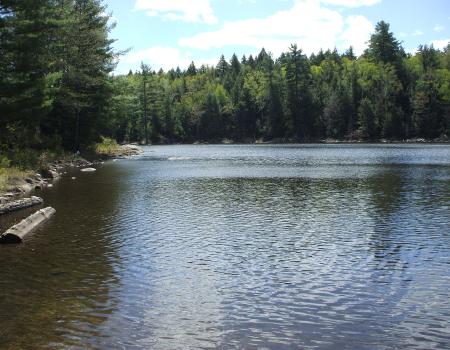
[81,167,96,172]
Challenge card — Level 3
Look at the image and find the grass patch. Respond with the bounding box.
[0,167,32,192]
[95,136,122,156]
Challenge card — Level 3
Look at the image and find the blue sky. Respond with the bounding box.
[103,0,450,74]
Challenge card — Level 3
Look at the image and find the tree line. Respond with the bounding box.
[1,1,449,156]
[110,22,449,144]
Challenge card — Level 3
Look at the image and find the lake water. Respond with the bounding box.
[1,144,449,349]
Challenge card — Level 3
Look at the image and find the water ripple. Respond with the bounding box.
[0,145,449,349]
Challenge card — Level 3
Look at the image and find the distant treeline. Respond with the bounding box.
[1,1,449,155]
[112,23,449,143]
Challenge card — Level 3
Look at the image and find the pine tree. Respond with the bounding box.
[0,0,61,147]
[366,21,403,65]
[230,54,241,77]
[140,62,150,144]
[186,61,197,76]
[216,55,229,78]
[51,0,116,150]
[285,44,313,139]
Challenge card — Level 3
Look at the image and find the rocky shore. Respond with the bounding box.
[0,144,143,203]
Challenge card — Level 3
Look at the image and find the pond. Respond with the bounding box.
[1,144,449,349]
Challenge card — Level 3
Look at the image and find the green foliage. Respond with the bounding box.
[2,148,62,171]
[95,136,120,155]
[366,21,404,65]
[0,154,11,169]
[106,30,448,143]
[1,12,448,152]
[1,0,116,152]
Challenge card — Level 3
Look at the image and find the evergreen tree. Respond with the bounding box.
[230,53,241,77]
[0,0,61,147]
[366,21,403,65]
[216,55,229,78]
[140,62,150,144]
[284,44,313,139]
[186,61,197,76]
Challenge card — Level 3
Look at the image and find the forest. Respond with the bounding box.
[1,0,449,161]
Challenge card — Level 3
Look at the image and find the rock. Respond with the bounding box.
[121,144,144,156]
[40,169,60,179]
[0,207,56,243]
[13,187,24,194]
[71,177,76,180]
[35,185,42,190]
[81,167,96,172]
[25,178,34,184]
[49,170,60,178]
[0,196,44,215]
[21,184,33,193]
[47,184,53,188]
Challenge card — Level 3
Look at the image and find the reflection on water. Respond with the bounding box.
[1,144,449,349]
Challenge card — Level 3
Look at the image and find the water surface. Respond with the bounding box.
[1,144,449,349]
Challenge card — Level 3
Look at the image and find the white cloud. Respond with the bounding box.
[430,39,449,50]
[122,46,217,71]
[320,0,381,7]
[179,0,374,57]
[406,47,418,55]
[433,24,444,32]
[134,0,218,24]
[340,15,374,54]
[412,29,423,36]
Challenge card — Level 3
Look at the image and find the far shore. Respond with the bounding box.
[139,136,449,146]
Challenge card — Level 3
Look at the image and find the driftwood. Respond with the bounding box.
[0,207,56,243]
[0,196,43,216]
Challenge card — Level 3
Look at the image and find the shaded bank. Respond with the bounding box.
[0,144,143,200]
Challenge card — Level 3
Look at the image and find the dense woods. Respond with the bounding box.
[110,24,450,143]
[0,0,116,159]
[1,0,449,162]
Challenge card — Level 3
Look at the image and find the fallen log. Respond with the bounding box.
[0,196,43,216]
[0,207,56,244]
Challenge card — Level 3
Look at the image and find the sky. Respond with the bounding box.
[103,0,450,74]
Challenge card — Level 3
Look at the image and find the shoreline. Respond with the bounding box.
[0,144,143,202]
[144,137,450,146]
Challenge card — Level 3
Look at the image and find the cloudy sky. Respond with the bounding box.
[103,0,450,74]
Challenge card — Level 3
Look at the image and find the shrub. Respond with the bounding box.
[95,136,120,155]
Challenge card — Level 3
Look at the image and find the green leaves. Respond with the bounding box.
[0,0,117,150]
